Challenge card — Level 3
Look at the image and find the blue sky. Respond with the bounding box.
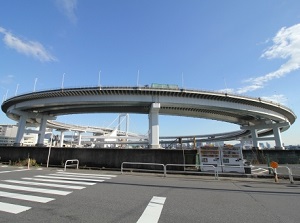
[1,0,300,145]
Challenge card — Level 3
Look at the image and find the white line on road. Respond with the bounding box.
[0,190,54,203]
[251,168,269,174]
[137,196,166,223]
[0,201,31,214]
[3,180,85,190]
[49,173,112,179]
[57,172,117,178]
[34,175,105,182]
[0,169,29,174]
[22,177,96,186]
[0,183,72,195]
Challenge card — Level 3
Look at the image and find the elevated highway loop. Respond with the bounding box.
[1,86,296,148]
[47,120,147,147]
[48,120,251,147]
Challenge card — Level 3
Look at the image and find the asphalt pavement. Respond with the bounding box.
[0,165,299,223]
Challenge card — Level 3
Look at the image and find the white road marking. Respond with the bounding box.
[34,175,105,182]
[0,183,72,195]
[49,173,112,179]
[58,172,117,178]
[251,168,269,174]
[3,180,85,190]
[23,177,96,186]
[0,190,54,203]
[0,169,29,174]
[0,201,31,214]
[137,196,166,223]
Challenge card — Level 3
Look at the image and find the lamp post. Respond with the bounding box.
[46,129,54,168]
[98,70,101,87]
[15,84,19,96]
[33,78,37,92]
[61,73,65,89]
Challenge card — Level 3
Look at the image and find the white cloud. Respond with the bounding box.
[217,88,235,94]
[234,24,300,94]
[0,75,14,85]
[261,94,288,105]
[56,0,78,24]
[0,27,56,62]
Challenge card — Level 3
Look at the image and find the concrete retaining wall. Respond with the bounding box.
[242,149,300,164]
[0,147,299,169]
[0,146,195,169]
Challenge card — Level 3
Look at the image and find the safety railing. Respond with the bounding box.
[165,164,219,180]
[64,159,79,171]
[121,162,219,180]
[277,165,294,184]
[121,162,166,177]
[120,162,295,183]
[249,165,294,184]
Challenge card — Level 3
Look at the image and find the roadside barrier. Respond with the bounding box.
[165,164,219,180]
[120,162,295,183]
[64,159,79,171]
[121,162,219,179]
[121,162,166,177]
[252,165,295,184]
[278,165,294,184]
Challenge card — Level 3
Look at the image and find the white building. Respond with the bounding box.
[0,124,40,146]
[0,125,18,146]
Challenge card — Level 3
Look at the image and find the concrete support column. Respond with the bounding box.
[59,131,65,147]
[273,127,283,149]
[14,114,27,146]
[148,103,160,149]
[36,116,47,146]
[78,132,83,146]
[251,129,258,148]
[240,140,245,149]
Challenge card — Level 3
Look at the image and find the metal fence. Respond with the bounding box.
[120,162,295,184]
[64,159,79,171]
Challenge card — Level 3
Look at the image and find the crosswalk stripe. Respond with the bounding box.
[0,171,117,215]
[3,180,85,190]
[0,183,72,195]
[34,175,105,182]
[58,172,117,178]
[22,177,96,186]
[0,169,29,174]
[0,201,31,214]
[137,196,166,223]
[49,173,112,179]
[0,191,54,203]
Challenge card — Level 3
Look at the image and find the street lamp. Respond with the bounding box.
[46,129,54,168]
[61,73,65,89]
[33,78,37,92]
